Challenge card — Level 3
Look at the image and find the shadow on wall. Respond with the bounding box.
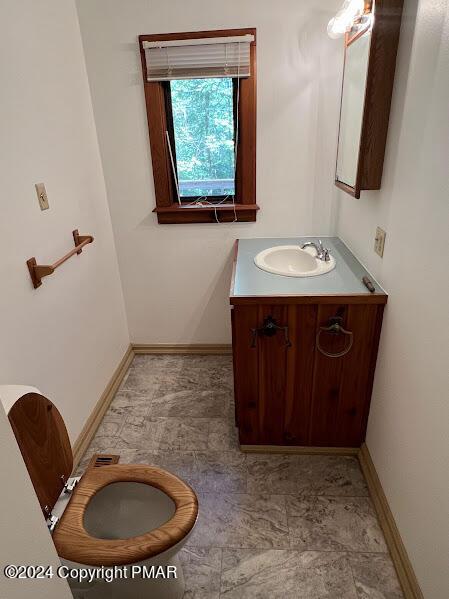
[180,245,235,343]
[383,0,419,175]
[296,9,340,69]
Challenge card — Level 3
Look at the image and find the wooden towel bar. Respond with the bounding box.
[27,230,94,289]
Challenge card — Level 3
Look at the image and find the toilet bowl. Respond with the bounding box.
[2,385,198,599]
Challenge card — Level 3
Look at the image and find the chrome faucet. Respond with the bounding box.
[300,239,331,262]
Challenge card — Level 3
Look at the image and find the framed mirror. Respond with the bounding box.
[335,0,403,198]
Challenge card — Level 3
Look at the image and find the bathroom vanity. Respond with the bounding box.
[230,237,387,449]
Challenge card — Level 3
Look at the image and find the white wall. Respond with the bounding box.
[0,403,72,598]
[0,0,129,443]
[76,0,342,343]
[334,0,449,596]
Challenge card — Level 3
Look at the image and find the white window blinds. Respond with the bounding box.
[142,34,254,81]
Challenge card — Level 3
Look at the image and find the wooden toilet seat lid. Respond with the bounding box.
[53,463,198,566]
[8,393,73,515]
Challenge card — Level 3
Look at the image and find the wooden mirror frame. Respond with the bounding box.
[335,0,404,199]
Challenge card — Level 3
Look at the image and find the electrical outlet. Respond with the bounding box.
[374,227,386,257]
[35,183,49,210]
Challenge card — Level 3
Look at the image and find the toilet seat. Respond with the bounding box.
[53,463,198,566]
[6,390,198,571]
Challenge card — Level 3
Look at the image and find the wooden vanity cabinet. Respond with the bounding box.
[231,300,385,448]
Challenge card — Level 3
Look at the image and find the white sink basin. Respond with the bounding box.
[254,245,336,277]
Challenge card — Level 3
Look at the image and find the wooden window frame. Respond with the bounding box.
[139,28,258,224]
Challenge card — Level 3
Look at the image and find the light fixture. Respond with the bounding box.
[327,0,365,39]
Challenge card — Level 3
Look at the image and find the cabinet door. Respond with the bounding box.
[309,304,384,446]
[231,305,259,444]
[257,305,289,445]
[232,304,290,445]
[334,304,384,446]
[283,304,317,445]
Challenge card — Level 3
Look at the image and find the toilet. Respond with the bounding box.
[1,385,198,599]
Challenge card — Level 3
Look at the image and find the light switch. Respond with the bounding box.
[374,227,386,257]
[35,183,49,210]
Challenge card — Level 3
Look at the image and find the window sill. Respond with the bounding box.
[153,203,259,224]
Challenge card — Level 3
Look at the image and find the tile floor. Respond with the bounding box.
[77,354,404,599]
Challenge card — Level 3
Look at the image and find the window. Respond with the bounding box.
[169,78,236,200]
[139,29,258,224]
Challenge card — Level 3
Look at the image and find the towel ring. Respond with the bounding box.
[316,319,353,358]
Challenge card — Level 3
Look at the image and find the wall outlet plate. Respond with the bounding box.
[374,227,386,257]
[35,182,49,210]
